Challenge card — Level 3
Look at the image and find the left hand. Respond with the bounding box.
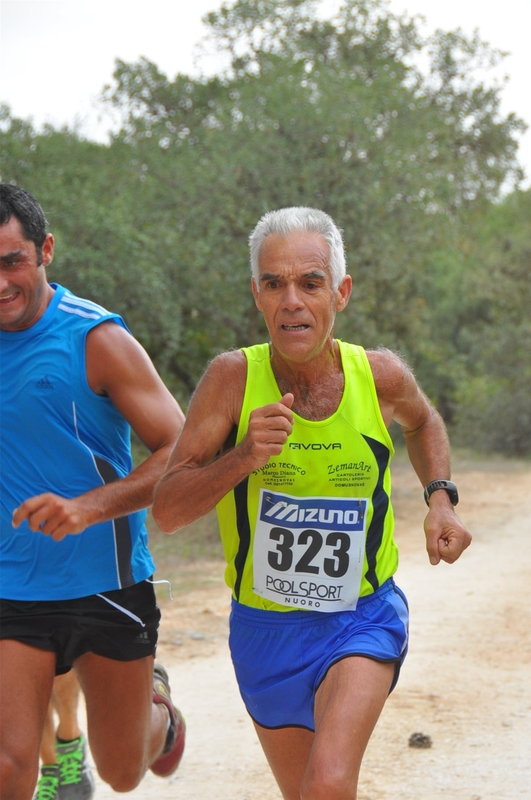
[12,493,92,542]
[424,504,472,565]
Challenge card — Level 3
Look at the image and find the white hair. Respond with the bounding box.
[249,207,347,291]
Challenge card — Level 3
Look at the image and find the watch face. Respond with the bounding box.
[446,485,459,505]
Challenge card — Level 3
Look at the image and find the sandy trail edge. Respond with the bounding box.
[88,459,531,800]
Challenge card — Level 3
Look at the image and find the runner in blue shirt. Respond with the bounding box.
[0,184,186,800]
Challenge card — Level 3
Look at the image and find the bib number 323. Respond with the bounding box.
[253,490,368,611]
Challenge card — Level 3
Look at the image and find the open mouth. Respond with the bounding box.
[0,291,19,305]
[281,324,309,331]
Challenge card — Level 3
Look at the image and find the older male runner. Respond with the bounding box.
[153,206,471,800]
[0,184,186,800]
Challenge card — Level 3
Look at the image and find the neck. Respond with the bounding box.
[270,340,344,420]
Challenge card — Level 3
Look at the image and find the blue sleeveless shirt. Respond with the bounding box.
[0,284,155,600]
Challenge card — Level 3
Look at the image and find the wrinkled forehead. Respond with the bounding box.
[258,230,331,275]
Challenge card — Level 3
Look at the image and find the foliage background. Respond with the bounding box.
[1,0,529,457]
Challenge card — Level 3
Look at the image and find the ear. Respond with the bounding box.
[40,233,55,268]
[336,274,352,312]
[252,277,263,311]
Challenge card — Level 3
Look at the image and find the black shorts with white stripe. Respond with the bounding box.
[0,578,161,674]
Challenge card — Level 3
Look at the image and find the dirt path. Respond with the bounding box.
[91,457,531,800]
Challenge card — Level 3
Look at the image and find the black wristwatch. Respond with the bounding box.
[423,479,459,507]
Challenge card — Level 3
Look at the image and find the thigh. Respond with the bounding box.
[0,640,56,793]
[253,723,314,800]
[74,652,155,771]
[252,658,394,800]
[305,656,394,794]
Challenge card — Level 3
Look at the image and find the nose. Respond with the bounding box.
[281,283,304,310]
[0,268,11,294]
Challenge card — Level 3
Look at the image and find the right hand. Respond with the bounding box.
[12,492,93,542]
[240,393,294,469]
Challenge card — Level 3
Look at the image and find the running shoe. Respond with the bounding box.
[33,765,60,800]
[56,734,95,800]
[150,664,186,777]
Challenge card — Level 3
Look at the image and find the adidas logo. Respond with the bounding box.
[134,631,150,645]
[35,375,54,389]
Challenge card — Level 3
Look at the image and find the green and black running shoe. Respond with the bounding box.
[56,734,95,800]
[33,764,60,800]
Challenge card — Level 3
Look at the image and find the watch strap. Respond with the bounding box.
[424,479,459,507]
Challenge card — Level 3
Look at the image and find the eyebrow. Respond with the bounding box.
[259,269,327,283]
[259,272,280,283]
[0,250,24,263]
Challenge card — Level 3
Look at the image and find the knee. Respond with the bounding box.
[98,766,143,793]
[97,758,145,793]
[301,783,356,800]
[0,751,38,800]
[301,765,357,800]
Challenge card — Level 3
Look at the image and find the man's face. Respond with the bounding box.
[252,230,351,365]
[0,217,54,331]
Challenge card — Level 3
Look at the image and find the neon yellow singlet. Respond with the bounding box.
[216,341,398,611]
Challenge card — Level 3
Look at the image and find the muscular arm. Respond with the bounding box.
[152,351,294,533]
[12,321,184,541]
[368,348,471,565]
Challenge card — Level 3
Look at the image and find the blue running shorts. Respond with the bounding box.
[229,578,408,731]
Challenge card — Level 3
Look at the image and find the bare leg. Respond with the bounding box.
[52,671,83,742]
[39,704,58,766]
[253,656,394,800]
[253,723,314,800]
[74,652,168,792]
[301,656,394,799]
[0,640,56,800]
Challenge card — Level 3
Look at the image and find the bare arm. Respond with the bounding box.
[368,348,471,565]
[12,321,184,541]
[152,351,294,533]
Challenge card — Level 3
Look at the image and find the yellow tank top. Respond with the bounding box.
[216,340,398,611]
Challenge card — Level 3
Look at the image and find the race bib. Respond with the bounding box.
[253,489,368,612]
